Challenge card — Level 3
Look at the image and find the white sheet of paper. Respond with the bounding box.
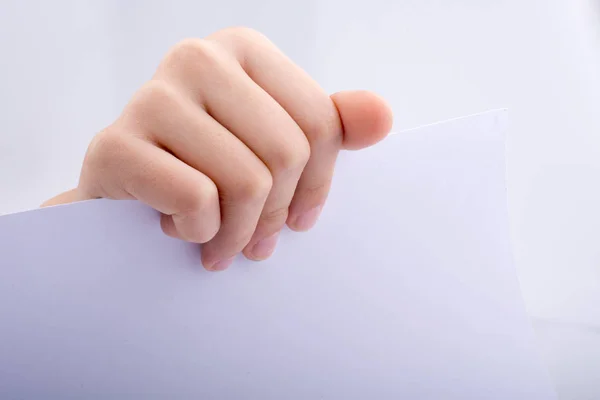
[0,110,556,399]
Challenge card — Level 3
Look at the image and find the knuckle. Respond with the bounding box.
[260,206,289,226]
[84,129,128,173]
[166,38,223,72]
[298,180,331,205]
[79,128,131,195]
[304,102,343,147]
[129,80,177,117]
[231,165,273,203]
[178,180,219,216]
[216,26,267,45]
[208,27,275,68]
[174,183,220,243]
[269,138,311,174]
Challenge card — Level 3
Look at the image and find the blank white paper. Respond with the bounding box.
[0,110,556,399]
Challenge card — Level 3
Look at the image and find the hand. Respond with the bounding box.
[44,27,393,271]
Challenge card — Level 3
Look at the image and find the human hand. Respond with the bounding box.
[44,27,393,270]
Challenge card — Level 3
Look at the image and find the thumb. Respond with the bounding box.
[331,90,394,151]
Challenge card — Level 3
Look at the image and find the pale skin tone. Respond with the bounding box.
[43,27,393,271]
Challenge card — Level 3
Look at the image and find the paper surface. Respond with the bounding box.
[0,110,556,399]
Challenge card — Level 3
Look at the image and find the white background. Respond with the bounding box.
[0,1,598,398]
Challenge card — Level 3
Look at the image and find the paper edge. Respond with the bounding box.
[390,108,508,135]
[1,109,509,219]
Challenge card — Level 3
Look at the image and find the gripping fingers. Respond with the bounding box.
[156,38,312,261]
[80,130,221,244]
[119,80,274,271]
[208,28,345,232]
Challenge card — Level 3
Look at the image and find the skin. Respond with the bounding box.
[43,27,393,271]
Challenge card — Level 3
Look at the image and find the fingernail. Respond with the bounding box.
[208,256,235,271]
[251,232,279,260]
[291,205,322,231]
